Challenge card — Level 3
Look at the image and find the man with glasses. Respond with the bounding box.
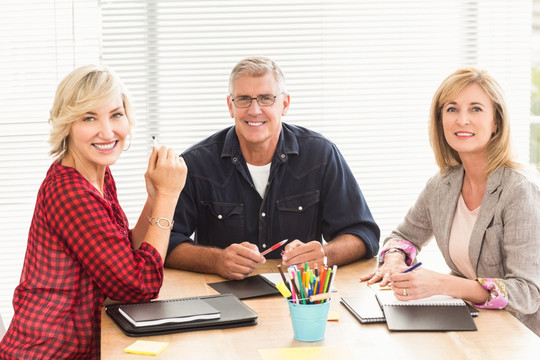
[166,56,380,279]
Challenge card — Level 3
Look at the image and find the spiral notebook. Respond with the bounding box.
[375,291,477,331]
[342,292,478,329]
[340,296,385,324]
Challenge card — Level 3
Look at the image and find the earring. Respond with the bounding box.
[62,136,67,153]
[123,134,132,151]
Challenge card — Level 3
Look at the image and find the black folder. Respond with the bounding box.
[106,293,258,337]
[381,304,477,331]
[375,292,477,331]
[208,274,280,299]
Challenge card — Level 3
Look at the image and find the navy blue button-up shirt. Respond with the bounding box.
[168,123,380,259]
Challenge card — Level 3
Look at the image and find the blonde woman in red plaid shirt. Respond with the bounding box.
[0,65,187,359]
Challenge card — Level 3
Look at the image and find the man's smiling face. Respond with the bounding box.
[227,73,289,153]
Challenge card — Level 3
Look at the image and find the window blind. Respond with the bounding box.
[101,0,531,239]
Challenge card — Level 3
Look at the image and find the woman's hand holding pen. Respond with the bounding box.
[137,142,187,261]
[391,266,443,300]
[281,239,325,268]
[145,145,187,200]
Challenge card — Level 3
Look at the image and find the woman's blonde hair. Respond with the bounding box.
[48,64,135,158]
[429,66,518,175]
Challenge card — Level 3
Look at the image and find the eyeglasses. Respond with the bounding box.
[230,93,283,108]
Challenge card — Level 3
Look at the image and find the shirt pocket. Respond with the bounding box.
[276,191,320,242]
[198,201,244,245]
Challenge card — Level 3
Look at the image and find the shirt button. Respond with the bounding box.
[280,154,286,159]
[298,206,303,211]
[232,157,238,163]
[262,244,267,248]
[218,215,223,220]
[261,212,266,217]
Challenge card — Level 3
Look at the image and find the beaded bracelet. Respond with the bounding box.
[147,216,174,230]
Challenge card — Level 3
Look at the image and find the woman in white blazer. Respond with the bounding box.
[362,67,540,336]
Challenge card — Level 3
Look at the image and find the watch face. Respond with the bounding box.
[386,248,406,258]
[380,248,406,264]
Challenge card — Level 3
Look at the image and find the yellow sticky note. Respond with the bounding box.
[125,340,168,356]
[327,310,340,321]
[259,346,356,360]
[368,282,392,291]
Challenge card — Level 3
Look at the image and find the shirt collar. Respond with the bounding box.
[221,123,299,163]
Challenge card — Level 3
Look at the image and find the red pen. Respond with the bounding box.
[260,239,289,257]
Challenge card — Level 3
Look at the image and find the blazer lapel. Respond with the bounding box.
[468,168,504,270]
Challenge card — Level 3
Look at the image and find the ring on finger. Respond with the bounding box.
[375,270,382,277]
[402,288,408,296]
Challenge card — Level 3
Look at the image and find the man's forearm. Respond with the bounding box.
[323,234,367,267]
[164,242,222,274]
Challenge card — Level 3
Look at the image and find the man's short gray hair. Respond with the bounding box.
[228,56,286,94]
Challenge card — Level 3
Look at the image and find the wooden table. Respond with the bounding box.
[101,259,540,360]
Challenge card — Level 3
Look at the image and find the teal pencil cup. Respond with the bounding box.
[287,299,331,342]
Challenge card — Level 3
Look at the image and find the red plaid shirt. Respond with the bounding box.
[0,161,164,359]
